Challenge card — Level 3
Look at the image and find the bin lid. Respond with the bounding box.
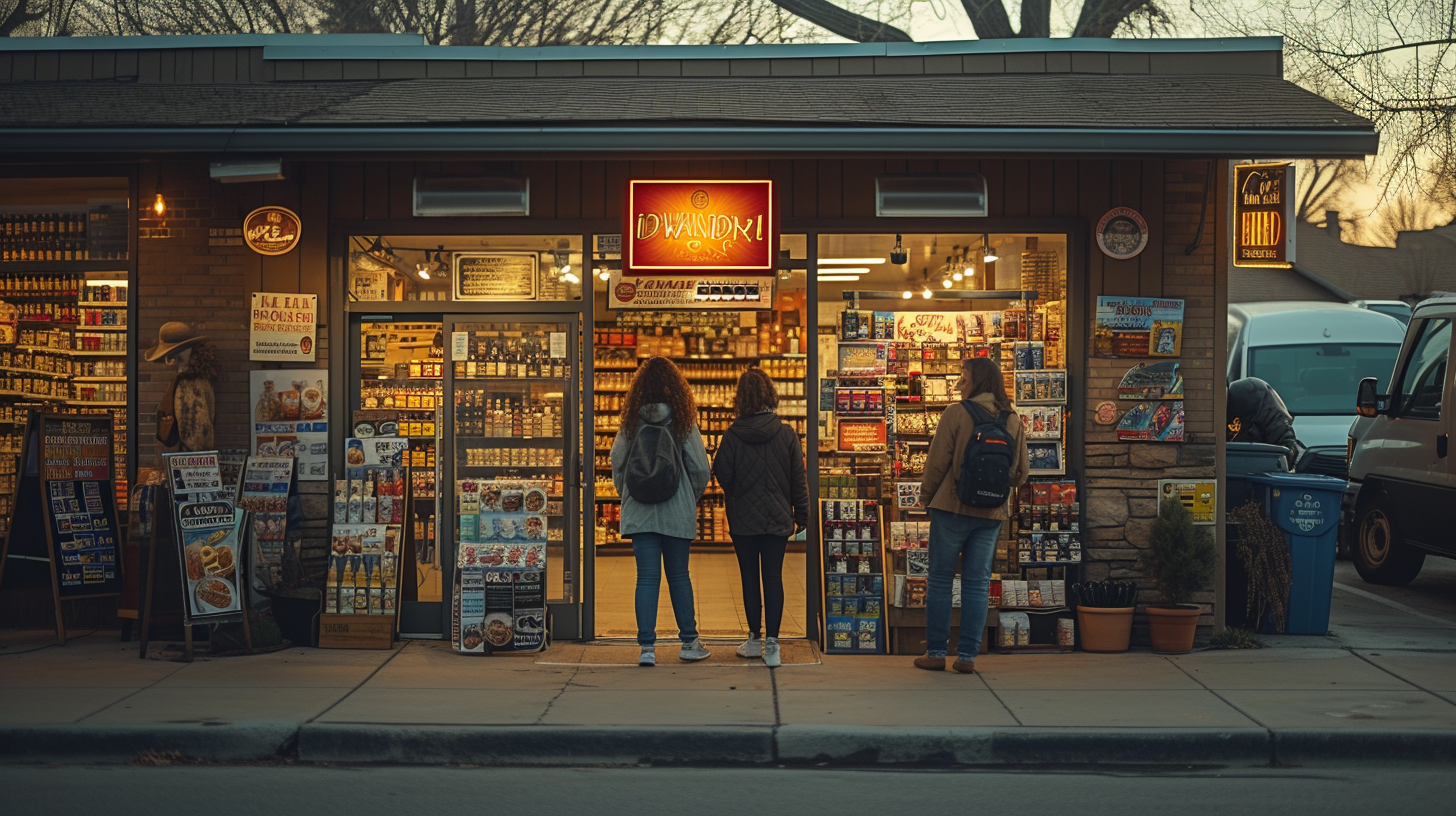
[1246,471,1346,490]
[1227,442,1294,456]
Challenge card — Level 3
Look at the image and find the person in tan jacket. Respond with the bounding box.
[915,357,1029,673]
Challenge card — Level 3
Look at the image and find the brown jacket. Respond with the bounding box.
[919,392,1030,520]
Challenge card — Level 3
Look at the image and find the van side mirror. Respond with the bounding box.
[1356,377,1386,417]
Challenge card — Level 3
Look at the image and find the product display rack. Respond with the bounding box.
[820,498,887,654]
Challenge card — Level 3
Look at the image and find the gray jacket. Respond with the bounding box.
[610,402,711,541]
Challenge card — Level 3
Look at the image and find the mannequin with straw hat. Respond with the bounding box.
[146,321,218,452]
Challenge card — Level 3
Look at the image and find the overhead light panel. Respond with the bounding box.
[210,158,285,183]
[816,267,869,276]
[820,257,886,265]
[817,275,863,282]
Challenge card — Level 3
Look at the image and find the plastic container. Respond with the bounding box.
[1226,442,1292,508]
[1246,472,1346,635]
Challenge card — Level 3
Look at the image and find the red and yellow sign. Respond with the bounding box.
[837,419,888,453]
[625,180,778,274]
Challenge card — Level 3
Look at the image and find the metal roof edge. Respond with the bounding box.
[0,124,1375,157]
[1291,262,1357,302]
[261,36,1285,62]
[0,33,426,51]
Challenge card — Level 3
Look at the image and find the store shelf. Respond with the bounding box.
[0,262,127,273]
[65,400,126,407]
[70,376,127,383]
[77,301,128,307]
[454,436,564,446]
[0,366,69,378]
[75,325,127,332]
[69,350,127,357]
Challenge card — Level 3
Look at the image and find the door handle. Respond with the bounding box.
[1439,433,1449,459]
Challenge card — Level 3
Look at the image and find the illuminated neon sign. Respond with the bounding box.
[624,180,778,275]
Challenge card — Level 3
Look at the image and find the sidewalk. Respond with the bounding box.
[4,629,1456,768]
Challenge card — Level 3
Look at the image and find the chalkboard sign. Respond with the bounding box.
[38,414,122,598]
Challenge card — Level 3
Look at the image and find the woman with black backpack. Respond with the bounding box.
[916,356,1029,673]
[610,356,713,667]
[712,368,809,669]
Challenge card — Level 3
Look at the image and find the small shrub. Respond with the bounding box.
[1141,497,1217,606]
[1208,627,1266,650]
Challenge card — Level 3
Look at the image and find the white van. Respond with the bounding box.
[1227,302,1406,475]
[1345,295,1456,584]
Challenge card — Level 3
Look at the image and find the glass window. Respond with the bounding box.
[1247,343,1401,416]
[1396,318,1450,420]
[348,235,582,303]
[0,177,130,263]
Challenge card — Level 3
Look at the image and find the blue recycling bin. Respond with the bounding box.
[1246,472,1346,635]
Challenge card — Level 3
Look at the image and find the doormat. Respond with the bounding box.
[535,639,821,667]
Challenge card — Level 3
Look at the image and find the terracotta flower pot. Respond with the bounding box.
[1076,605,1134,653]
[1146,604,1202,654]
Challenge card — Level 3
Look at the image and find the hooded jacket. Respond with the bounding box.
[610,402,711,542]
[1227,377,1298,462]
[920,392,1030,521]
[712,411,810,538]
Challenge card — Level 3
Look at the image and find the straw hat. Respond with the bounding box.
[144,321,208,362]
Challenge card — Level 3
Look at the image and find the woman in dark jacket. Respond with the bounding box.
[712,368,808,668]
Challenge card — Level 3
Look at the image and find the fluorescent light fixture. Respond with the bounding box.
[817,267,869,275]
[817,275,863,282]
[819,257,886,265]
[414,175,529,216]
[209,158,285,183]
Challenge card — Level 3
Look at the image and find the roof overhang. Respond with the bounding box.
[0,125,1378,157]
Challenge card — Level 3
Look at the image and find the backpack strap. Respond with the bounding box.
[961,400,1008,429]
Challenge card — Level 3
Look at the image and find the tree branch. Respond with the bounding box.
[769,0,911,42]
[0,0,45,37]
[959,0,1013,39]
[1019,0,1051,39]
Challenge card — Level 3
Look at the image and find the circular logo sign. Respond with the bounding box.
[243,206,302,256]
[614,281,637,303]
[690,190,710,209]
[1096,207,1149,260]
[300,336,313,356]
[1094,401,1120,426]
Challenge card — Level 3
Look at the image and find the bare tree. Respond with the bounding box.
[1360,195,1449,248]
[1,0,80,35]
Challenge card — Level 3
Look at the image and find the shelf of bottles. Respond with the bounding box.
[591,312,809,548]
[0,209,129,265]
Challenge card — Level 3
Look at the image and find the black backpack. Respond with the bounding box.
[624,418,683,504]
[955,401,1016,508]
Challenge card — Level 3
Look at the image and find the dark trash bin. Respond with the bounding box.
[1224,444,1294,630]
[1246,472,1345,635]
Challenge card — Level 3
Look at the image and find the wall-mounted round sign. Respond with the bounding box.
[1094,401,1120,426]
[1096,207,1149,260]
[243,206,302,256]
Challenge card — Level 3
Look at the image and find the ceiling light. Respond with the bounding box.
[817,275,863,282]
[560,270,580,285]
[817,268,869,276]
[983,234,999,263]
[952,271,964,281]
[902,290,912,299]
[942,278,953,288]
[415,264,432,280]
[819,257,886,265]
[922,287,933,299]
[598,269,612,281]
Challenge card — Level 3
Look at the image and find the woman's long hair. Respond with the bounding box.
[622,356,698,442]
[733,367,779,417]
[961,356,1013,412]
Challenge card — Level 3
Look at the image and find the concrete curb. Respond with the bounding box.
[1273,729,1456,766]
[297,724,776,766]
[0,722,298,765]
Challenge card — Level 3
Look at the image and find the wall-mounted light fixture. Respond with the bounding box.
[152,169,166,217]
[414,176,529,217]
[876,175,988,218]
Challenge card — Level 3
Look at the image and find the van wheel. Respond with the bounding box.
[1352,496,1424,585]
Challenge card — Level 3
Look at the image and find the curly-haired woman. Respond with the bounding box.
[711,367,808,668]
[610,356,713,667]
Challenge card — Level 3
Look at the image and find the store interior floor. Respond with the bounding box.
[594,550,808,640]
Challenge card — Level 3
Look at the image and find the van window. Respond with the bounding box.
[1247,342,1400,416]
[1395,318,1450,420]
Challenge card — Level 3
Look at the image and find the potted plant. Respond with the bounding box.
[1140,497,1218,653]
[1071,580,1137,653]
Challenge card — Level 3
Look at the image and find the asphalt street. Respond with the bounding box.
[6,765,1456,816]
[1317,558,1456,651]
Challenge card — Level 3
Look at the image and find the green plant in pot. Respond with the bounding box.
[1140,497,1217,654]
[1071,580,1138,653]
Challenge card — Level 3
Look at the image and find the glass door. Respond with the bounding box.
[445,316,581,646]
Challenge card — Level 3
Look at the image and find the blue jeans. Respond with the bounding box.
[924,509,1002,659]
[631,533,699,646]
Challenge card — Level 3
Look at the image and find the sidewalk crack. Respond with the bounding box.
[535,664,580,725]
[305,640,409,724]
[1167,655,1276,764]
[980,674,1023,726]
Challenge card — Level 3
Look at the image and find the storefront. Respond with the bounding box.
[0,34,1377,649]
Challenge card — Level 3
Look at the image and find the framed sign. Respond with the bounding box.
[1159,479,1216,525]
[1095,207,1149,260]
[38,414,122,598]
[243,206,301,256]
[607,271,772,309]
[625,180,778,274]
[837,419,888,453]
[250,292,317,361]
[1094,296,1185,358]
[1234,162,1296,268]
[162,452,246,623]
[454,252,538,301]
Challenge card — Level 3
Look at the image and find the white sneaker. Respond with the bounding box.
[736,635,763,659]
[679,638,711,662]
[763,637,781,668]
[638,646,655,667]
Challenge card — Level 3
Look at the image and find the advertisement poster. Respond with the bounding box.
[837,419,888,453]
[624,179,778,274]
[344,437,408,476]
[455,479,548,653]
[1159,479,1216,525]
[164,452,245,621]
[250,292,317,361]
[1116,401,1186,442]
[607,272,771,309]
[41,416,121,596]
[238,457,294,587]
[1118,361,1184,400]
[453,252,538,301]
[1093,296,1185,358]
[837,342,888,376]
[250,370,328,480]
[893,312,966,344]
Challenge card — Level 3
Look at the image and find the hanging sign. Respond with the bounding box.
[250,292,317,361]
[1233,162,1296,268]
[625,180,778,274]
[607,271,771,309]
[1095,207,1149,260]
[243,206,301,256]
[454,252,538,301]
[1094,296,1184,358]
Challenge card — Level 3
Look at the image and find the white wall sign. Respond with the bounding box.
[250,292,317,361]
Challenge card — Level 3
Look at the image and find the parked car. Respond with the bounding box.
[1344,295,1456,585]
[1353,299,1414,325]
[1227,302,1406,477]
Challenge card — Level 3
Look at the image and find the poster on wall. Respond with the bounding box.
[1093,296,1185,358]
[1159,479,1216,525]
[892,312,966,344]
[250,292,317,361]
[454,252,538,301]
[1117,362,1184,400]
[607,272,772,309]
[837,419,888,453]
[1116,401,1185,442]
[250,370,329,481]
